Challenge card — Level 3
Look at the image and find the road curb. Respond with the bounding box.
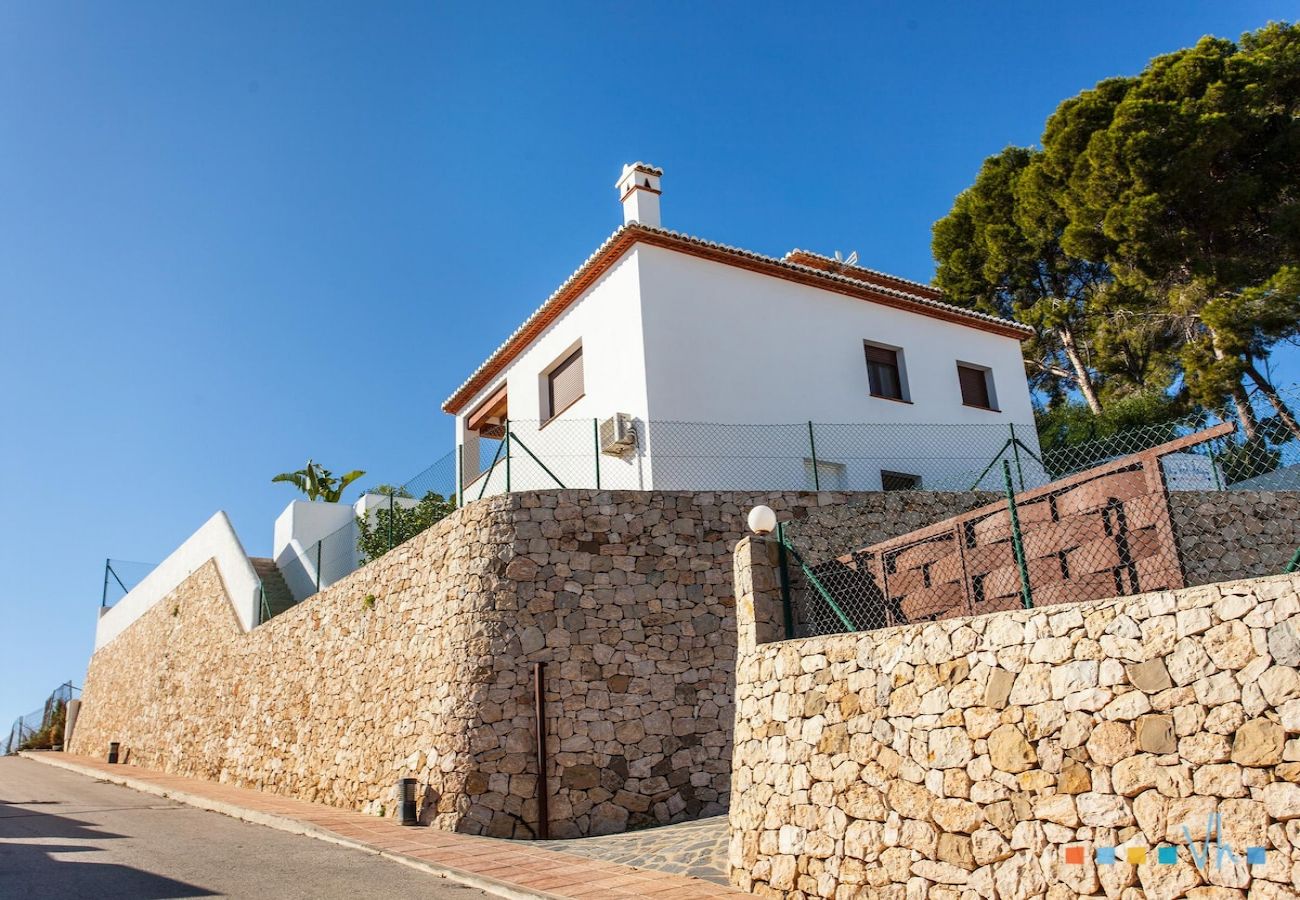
[19,752,565,900]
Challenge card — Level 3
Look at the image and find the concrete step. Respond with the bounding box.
[249,557,296,622]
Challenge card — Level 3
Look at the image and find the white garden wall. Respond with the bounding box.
[94,511,260,649]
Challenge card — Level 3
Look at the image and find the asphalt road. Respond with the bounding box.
[0,756,494,900]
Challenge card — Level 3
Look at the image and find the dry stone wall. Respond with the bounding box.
[1170,491,1300,587]
[73,489,992,839]
[730,537,1300,899]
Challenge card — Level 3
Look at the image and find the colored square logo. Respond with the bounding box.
[1126,847,1147,865]
[1096,847,1117,865]
[1247,847,1267,865]
[1157,846,1179,865]
[1064,846,1084,865]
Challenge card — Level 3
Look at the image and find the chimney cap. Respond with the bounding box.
[616,162,662,227]
[616,162,664,187]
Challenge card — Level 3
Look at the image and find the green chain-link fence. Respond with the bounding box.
[110,384,1300,625]
[100,559,157,608]
[776,411,1300,639]
[269,447,460,615]
[4,681,79,755]
[457,384,1300,498]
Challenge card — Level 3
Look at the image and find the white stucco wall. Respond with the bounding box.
[454,240,1044,496]
[272,500,357,602]
[456,248,652,500]
[95,511,259,649]
[634,244,1045,491]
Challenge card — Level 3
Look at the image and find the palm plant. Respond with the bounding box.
[272,459,366,502]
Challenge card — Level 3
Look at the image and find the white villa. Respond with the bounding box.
[447,163,1041,499]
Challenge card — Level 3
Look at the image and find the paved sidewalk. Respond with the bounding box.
[539,816,729,885]
[21,753,748,900]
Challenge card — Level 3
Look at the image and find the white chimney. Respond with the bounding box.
[616,162,662,227]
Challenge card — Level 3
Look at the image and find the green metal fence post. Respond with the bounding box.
[593,418,601,490]
[315,541,323,592]
[969,438,1012,491]
[456,443,464,506]
[387,492,395,551]
[775,523,794,639]
[1003,460,1033,609]
[504,420,512,494]
[1009,423,1026,491]
[807,421,820,490]
[510,434,566,488]
[101,559,110,607]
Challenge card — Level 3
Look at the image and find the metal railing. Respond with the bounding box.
[105,385,1300,622]
[101,559,156,608]
[457,387,1300,498]
[271,448,460,608]
[4,681,79,755]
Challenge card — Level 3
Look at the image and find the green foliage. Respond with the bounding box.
[273,459,366,502]
[18,701,65,751]
[363,594,376,610]
[356,491,458,563]
[1218,436,1283,484]
[1037,391,1187,449]
[1051,23,1300,433]
[1036,392,1188,477]
[932,147,1124,410]
[936,22,1300,436]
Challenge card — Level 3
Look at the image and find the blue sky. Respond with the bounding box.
[1,1,1294,725]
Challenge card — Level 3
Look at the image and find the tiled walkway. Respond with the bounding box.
[22,753,748,900]
[539,816,729,885]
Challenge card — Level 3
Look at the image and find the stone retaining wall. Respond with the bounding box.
[730,537,1300,899]
[1170,491,1300,586]
[72,489,992,838]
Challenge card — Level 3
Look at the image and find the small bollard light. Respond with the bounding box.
[398,778,418,826]
[107,742,120,764]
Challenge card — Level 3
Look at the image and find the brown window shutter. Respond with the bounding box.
[958,365,992,408]
[548,348,584,417]
[865,345,896,366]
[865,345,903,400]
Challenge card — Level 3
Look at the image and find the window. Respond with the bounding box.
[881,470,921,491]
[804,459,847,490]
[957,364,997,410]
[865,343,905,401]
[545,346,584,420]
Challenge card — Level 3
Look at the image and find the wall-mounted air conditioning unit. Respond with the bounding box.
[599,413,637,456]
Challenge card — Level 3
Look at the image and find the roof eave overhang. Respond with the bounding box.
[442,225,1032,415]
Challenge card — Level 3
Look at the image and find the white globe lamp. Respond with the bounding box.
[747,505,777,536]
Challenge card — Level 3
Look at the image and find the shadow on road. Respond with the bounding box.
[0,797,217,899]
